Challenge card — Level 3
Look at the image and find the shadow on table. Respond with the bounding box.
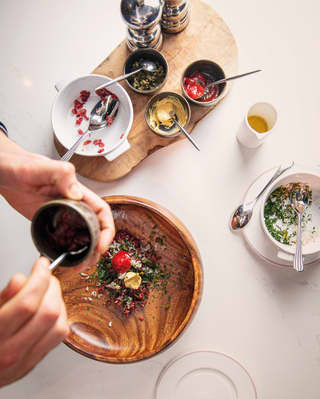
[242,234,320,299]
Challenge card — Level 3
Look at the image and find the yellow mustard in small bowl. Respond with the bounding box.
[145,92,190,137]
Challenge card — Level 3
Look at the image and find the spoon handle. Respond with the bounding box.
[95,68,142,92]
[49,252,67,272]
[252,165,282,204]
[174,120,200,151]
[253,162,295,203]
[293,214,304,272]
[211,69,262,86]
[60,129,89,162]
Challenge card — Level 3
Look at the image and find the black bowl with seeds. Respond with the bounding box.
[124,48,168,95]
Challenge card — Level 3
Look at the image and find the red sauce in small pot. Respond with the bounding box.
[183,71,220,103]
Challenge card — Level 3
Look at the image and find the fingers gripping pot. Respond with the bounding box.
[31,200,99,267]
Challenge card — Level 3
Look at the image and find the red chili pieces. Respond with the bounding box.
[184,77,204,100]
[96,88,119,102]
[183,71,220,102]
[80,90,90,102]
[106,115,114,126]
[112,250,131,274]
[93,139,104,146]
[71,91,91,125]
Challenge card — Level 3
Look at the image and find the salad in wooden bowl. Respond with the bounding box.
[54,195,203,363]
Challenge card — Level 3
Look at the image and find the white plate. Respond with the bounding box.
[155,351,257,399]
[241,164,320,268]
[52,74,133,161]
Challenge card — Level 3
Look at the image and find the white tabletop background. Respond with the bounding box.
[1,0,320,398]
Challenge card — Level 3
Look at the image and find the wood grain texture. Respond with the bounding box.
[54,0,238,181]
[55,196,203,363]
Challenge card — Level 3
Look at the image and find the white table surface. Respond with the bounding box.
[1,0,320,398]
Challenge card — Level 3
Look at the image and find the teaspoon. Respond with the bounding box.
[60,96,111,162]
[197,69,262,101]
[49,246,88,272]
[170,112,200,151]
[94,60,157,92]
[230,162,294,230]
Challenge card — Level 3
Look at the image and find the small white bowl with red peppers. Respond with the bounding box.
[52,74,133,161]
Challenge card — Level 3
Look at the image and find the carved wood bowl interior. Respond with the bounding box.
[55,195,203,363]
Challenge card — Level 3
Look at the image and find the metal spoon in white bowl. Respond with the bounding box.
[61,96,112,162]
[49,245,88,272]
[290,185,310,272]
[230,162,295,231]
[94,60,157,92]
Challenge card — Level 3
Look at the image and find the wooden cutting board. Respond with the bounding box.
[54,0,238,181]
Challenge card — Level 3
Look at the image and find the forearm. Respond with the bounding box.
[0,129,27,156]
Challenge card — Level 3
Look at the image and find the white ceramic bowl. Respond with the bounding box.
[52,74,133,161]
[260,168,320,261]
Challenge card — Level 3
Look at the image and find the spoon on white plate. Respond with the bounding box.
[60,96,111,162]
[230,162,294,230]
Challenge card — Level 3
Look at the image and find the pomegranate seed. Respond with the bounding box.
[98,142,104,148]
[120,133,124,139]
[106,116,113,126]
[78,129,84,135]
[83,140,91,145]
[76,118,83,125]
[74,100,83,109]
[80,90,90,97]
[97,149,104,154]
[78,109,87,117]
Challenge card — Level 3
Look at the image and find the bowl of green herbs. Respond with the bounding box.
[124,48,168,94]
[260,168,320,259]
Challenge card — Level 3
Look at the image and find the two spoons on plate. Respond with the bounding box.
[230,162,313,272]
[60,96,119,162]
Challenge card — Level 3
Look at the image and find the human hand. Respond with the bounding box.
[0,257,70,388]
[0,151,115,264]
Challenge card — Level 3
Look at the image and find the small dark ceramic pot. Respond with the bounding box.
[181,60,226,107]
[124,48,168,95]
[31,199,99,267]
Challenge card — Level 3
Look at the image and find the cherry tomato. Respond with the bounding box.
[112,250,131,273]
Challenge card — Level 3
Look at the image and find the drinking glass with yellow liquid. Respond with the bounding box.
[237,102,277,148]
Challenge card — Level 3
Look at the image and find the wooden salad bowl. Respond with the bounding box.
[55,195,203,363]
